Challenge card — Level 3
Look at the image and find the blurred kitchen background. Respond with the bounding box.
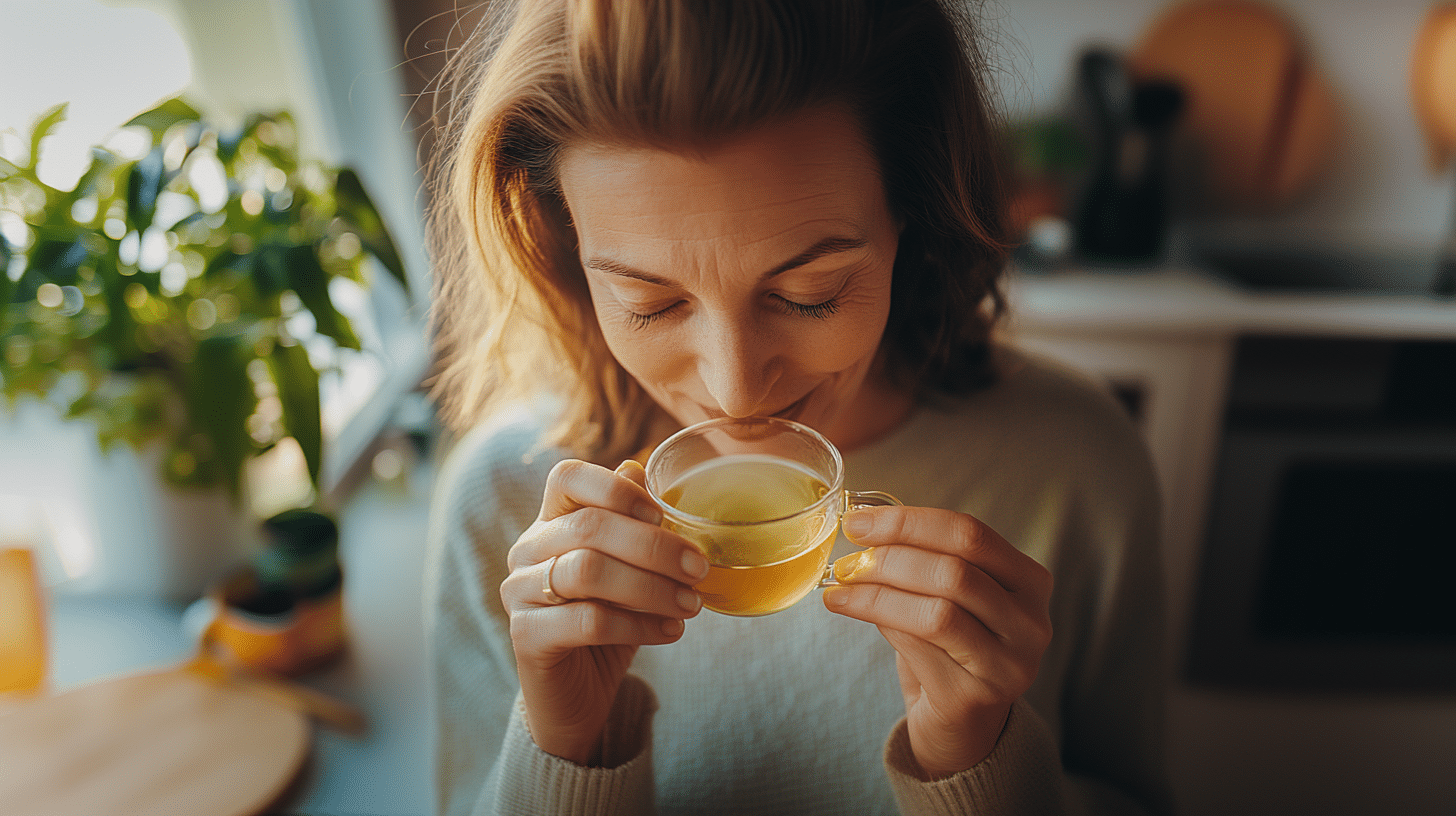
[2,1,1453,815]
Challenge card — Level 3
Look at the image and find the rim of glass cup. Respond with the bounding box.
[645,416,846,527]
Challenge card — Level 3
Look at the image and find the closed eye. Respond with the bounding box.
[775,295,841,319]
[625,301,686,329]
[625,295,841,330]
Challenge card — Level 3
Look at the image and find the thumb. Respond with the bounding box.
[615,458,649,490]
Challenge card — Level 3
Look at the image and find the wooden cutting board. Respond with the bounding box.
[1412,3,1456,172]
[0,666,309,816]
[1128,0,1340,208]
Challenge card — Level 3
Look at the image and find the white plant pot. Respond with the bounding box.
[85,443,256,600]
[0,400,257,602]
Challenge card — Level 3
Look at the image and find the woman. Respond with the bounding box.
[424,1,1173,813]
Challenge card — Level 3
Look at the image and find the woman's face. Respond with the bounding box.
[557,105,909,450]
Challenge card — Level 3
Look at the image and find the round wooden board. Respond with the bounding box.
[1412,4,1456,171]
[0,667,309,816]
[1128,0,1339,207]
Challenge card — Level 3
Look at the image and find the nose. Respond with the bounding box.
[696,315,777,418]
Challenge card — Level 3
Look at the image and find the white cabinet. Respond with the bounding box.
[1005,323,1233,663]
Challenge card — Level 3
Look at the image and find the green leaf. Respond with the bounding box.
[124,98,202,142]
[125,147,165,231]
[30,238,89,284]
[283,244,359,349]
[0,233,13,321]
[267,341,322,490]
[204,248,250,281]
[217,110,287,165]
[96,254,139,365]
[27,103,68,172]
[252,245,290,297]
[185,333,256,503]
[333,168,408,294]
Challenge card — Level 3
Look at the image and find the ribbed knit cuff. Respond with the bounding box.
[884,699,1070,816]
[491,676,658,815]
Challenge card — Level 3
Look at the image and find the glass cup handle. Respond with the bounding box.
[819,489,902,588]
[846,490,901,511]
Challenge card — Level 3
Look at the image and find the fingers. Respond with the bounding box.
[501,509,708,627]
[830,544,1039,643]
[509,457,706,580]
[510,504,709,588]
[825,505,1054,778]
[521,545,704,619]
[503,456,709,631]
[825,577,1042,698]
[536,458,661,527]
[823,506,1054,701]
[615,458,649,489]
[510,601,690,653]
[882,625,1005,710]
[841,505,1051,596]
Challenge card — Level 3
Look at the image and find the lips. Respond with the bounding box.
[770,391,813,423]
[694,388,814,424]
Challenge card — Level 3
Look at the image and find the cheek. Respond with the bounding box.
[789,323,881,376]
[592,307,687,388]
[796,289,892,375]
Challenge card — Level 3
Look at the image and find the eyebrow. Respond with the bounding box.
[583,235,870,286]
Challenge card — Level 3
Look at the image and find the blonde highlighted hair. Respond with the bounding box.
[426,0,1011,464]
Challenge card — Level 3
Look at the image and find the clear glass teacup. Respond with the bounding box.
[645,416,900,617]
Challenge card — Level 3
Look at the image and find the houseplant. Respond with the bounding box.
[1,97,409,507]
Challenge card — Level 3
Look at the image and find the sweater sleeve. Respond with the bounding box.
[884,700,1073,815]
[490,677,659,815]
[424,415,660,816]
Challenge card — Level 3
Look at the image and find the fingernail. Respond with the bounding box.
[635,503,662,525]
[833,550,872,582]
[822,586,849,608]
[842,509,872,540]
[661,617,684,636]
[681,548,710,580]
[676,587,702,614]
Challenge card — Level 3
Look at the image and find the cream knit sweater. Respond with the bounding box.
[424,347,1175,815]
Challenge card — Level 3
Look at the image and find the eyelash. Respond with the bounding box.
[625,296,841,329]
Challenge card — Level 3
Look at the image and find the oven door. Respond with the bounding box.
[1187,423,1456,691]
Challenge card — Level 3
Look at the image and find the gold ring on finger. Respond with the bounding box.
[541,554,567,605]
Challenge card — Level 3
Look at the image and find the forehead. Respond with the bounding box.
[556,105,887,253]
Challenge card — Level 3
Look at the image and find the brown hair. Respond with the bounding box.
[426,0,1011,463]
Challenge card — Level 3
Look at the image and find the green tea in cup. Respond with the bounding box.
[647,416,899,616]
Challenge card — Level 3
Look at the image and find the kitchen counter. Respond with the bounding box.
[1007,265,1456,339]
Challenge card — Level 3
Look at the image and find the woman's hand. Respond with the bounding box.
[822,505,1053,780]
[500,458,709,766]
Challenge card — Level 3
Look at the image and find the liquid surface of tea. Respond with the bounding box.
[660,455,836,616]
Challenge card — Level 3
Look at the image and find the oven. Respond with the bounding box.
[1186,335,1456,692]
